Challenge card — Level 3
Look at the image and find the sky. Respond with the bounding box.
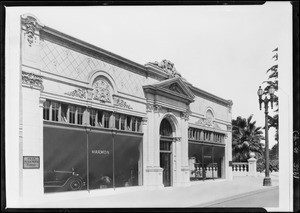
[7,2,293,148]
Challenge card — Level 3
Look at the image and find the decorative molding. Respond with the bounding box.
[153,104,162,113]
[39,97,46,108]
[92,79,111,103]
[146,103,163,113]
[65,88,87,99]
[148,59,182,78]
[113,97,133,109]
[22,72,43,89]
[181,108,191,121]
[227,124,232,131]
[142,117,148,125]
[168,83,185,95]
[146,103,154,112]
[227,99,233,113]
[21,14,43,47]
[195,118,214,127]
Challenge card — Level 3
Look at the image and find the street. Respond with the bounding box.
[202,186,279,208]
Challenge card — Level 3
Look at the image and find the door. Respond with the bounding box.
[160,152,171,187]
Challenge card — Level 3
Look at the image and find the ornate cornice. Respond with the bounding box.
[21,14,44,47]
[22,72,43,89]
[113,97,133,110]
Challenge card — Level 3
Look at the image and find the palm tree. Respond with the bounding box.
[232,115,264,162]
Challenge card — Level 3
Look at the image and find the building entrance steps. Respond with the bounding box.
[25,172,279,208]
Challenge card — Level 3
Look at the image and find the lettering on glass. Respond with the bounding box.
[23,156,40,169]
[91,150,110,155]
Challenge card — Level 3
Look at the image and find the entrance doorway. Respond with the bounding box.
[160,140,172,187]
[159,118,174,187]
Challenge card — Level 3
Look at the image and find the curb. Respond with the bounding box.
[193,185,279,207]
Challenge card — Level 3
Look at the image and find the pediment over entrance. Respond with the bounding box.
[143,77,195,104]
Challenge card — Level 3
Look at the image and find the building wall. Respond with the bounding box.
[18,14,233,204]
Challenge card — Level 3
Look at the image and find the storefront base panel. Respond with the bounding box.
[144,167,164,188]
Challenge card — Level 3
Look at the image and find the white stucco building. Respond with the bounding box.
[16,14,233,203]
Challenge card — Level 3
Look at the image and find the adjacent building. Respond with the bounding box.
[19,14,233,199]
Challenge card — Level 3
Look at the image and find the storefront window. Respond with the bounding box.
[77,107,83,125]
[52,102,59,121]
[88,132,113,189]
[60,104,68,123]
[136,118,141,132]
[114,135,141,188]
[44,126,87,193]
[104,113,110,128]
[90,109,96,126]
[115,114,120,129]
[120,116,126,130]
[132,118,136,132]
[188,142,225,181]
[126,116,131,131]
[43,101,50,120]
[69,106,75,124]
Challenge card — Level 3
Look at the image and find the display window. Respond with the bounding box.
[44,124,142,193]
[43,126,87,193]
[114,134,141,187]
[188,143,225,181]
[88,131,113,189]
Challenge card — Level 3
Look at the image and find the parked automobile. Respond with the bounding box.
[44,168,85,191]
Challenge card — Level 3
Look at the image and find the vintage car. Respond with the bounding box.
[44,168,86,191]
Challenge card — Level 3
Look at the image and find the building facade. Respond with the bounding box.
[19,14,233,198]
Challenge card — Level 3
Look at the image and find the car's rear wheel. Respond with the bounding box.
[68,177,82,191]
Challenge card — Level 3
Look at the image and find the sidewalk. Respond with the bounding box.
[30,172,279,208]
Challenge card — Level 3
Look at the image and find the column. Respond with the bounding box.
[180,111,191,186]
[226,124,233,180]
[144,103,163,188]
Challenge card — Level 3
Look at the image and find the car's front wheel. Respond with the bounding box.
[68,177,83,191]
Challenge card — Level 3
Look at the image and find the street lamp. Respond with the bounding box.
[257,85,275,186]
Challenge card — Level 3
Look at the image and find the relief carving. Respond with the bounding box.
[21,14,43,47]
[22,72,43,89]
[65,88,87,99]
[181,108,191,121]
[93,79,111,103]
[149,59,182,78]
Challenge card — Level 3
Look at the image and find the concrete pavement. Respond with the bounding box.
[27,172,279,208]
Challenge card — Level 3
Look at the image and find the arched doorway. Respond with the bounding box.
[159,118,174,187]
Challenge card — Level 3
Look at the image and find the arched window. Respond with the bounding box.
[160,118,173,137]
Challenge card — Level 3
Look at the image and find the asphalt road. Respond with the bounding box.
[204,186,279,208]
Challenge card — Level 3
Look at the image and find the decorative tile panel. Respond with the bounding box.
[40,40,146,98]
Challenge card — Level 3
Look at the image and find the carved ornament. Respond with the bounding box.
[195,118,214,128]
[181,108,191,121]
[142,117,148,125]
[93,79,111,103]
[227,125,232,131]
[150,59,182,78]
[146,103,163,113]
[22,72,43,89]
[21,15,43,47]
[65,88,87,99]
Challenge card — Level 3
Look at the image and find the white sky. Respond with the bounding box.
[8,2,292,148]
